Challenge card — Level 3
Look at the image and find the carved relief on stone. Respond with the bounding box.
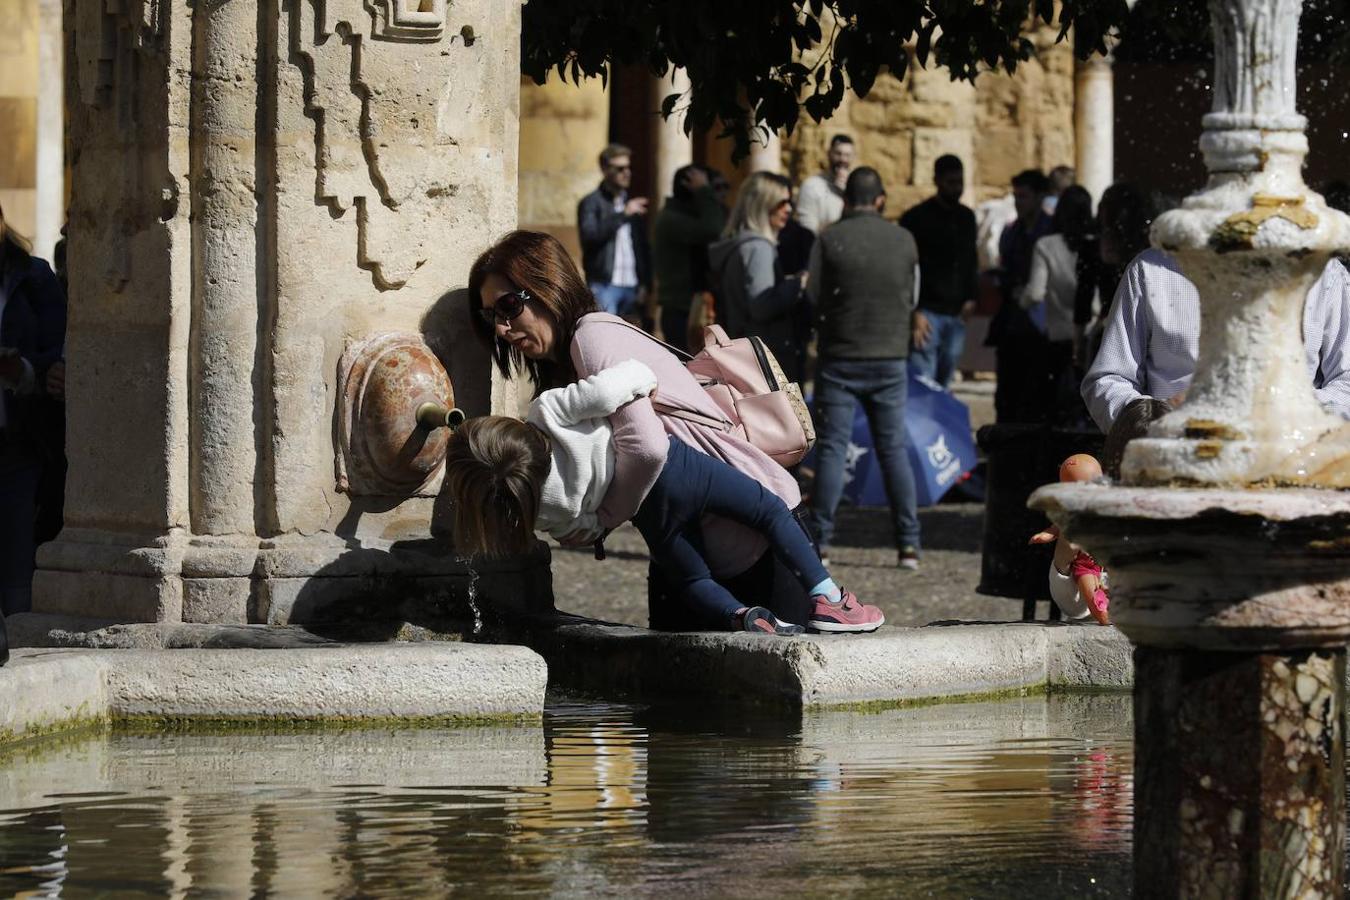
[369,0,446,42]
[1208,0,1302,121]
[72,0,163,107]
[290,0,457,290]
[68,0,171,293]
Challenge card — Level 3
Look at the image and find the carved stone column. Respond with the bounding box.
[38,0,543,626]
[1128,0,1349,488]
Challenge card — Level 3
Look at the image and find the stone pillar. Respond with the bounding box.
[33,0,63,260]
[748,128,782,175]
[650,68,691,208]
[41,0,536,626]
[1073,55,1113,205]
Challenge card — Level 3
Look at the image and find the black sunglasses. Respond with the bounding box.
[478,288,532,327]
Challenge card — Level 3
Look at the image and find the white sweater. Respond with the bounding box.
[527,359,659,540]
[1021,233,1080,343]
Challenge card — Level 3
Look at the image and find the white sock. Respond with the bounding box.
[810,577,841,604]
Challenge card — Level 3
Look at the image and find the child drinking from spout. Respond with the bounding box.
[443,359,884,635]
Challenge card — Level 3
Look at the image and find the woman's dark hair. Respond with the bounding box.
[442,416,552,557]
[1097,183,1158,265]
[1101,397,1172,480]
[1053,185,1095,255]
[467,230,599,394]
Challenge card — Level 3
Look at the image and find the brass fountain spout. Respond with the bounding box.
[415,402,467,432]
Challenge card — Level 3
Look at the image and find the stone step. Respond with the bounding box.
[516,615,1134,709]
[0,643,547,748]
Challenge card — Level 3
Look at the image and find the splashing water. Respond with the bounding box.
[463,560,483,636]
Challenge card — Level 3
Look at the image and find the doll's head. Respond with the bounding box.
[442,416,551,557]
[1059,453,1103,483]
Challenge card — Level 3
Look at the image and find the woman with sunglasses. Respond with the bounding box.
[467,230,883,634]
[708,172,812,383]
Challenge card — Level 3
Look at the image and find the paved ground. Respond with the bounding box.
[551,501,1024,628]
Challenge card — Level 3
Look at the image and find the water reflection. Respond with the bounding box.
[0,696,1135,897]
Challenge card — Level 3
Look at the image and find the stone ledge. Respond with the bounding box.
[0,643,547,747]
[520,617,1135,709]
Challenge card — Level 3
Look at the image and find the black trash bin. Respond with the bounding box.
[976,424,1105,620]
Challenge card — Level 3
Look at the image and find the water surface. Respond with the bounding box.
[0,694,1134,897]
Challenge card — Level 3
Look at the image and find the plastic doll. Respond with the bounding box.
[1030,453,1110,625]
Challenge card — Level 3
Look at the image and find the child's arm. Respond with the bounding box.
[533,359,658,427]
[544,511,600,544]
[1029,523,1060,545]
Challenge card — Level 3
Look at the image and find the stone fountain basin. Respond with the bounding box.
[1031,482,1350,651]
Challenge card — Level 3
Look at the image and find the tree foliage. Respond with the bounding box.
[521,1,1131,159]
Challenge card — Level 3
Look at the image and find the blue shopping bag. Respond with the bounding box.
[805,372,977,508]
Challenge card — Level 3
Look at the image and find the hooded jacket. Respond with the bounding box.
[707,231,807,381]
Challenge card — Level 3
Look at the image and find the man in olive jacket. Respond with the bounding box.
[806,167,924,570]
[652,164,725,352]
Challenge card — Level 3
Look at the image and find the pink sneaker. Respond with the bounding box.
[808,590,885,634]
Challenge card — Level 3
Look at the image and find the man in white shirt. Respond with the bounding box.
[795,134,855,234]
[1082,248,1350,431]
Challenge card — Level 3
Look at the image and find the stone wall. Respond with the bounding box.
[517,29,1078,247]
[518,75,609,258]
[784,30,1077,212]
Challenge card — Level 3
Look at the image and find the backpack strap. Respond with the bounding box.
[649,399,733,432]
[588,316,734,431]
[602,316,696,362]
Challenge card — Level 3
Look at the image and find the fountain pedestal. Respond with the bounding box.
[1033,485,1350,894]
[1134,647,1343,897]
[1033,0,1350,891]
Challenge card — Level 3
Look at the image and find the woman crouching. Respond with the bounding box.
[443,358,879,635]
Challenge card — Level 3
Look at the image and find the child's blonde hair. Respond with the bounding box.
[443,416,551,557]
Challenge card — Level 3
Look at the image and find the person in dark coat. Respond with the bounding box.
[576,143,652,323]
[989,169,1053,423]
[0,202,67,617]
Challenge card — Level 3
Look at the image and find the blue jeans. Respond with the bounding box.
[633,437,829,626]
[590,283,641,318]
[809,358,921,551]
[0,462,39,615]
[908,311,966,388]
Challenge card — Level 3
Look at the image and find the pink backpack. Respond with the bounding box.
[618,322,816,468]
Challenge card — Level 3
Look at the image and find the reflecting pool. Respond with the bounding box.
[0,694,1134,897]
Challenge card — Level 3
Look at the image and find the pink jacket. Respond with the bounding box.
[570,313,802,577]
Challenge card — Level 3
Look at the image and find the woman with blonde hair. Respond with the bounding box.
[708,172,811,381]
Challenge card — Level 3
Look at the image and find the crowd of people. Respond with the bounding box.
[1,132,1346,639]
[567,136,1151,583]
[560,134,1350,629]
